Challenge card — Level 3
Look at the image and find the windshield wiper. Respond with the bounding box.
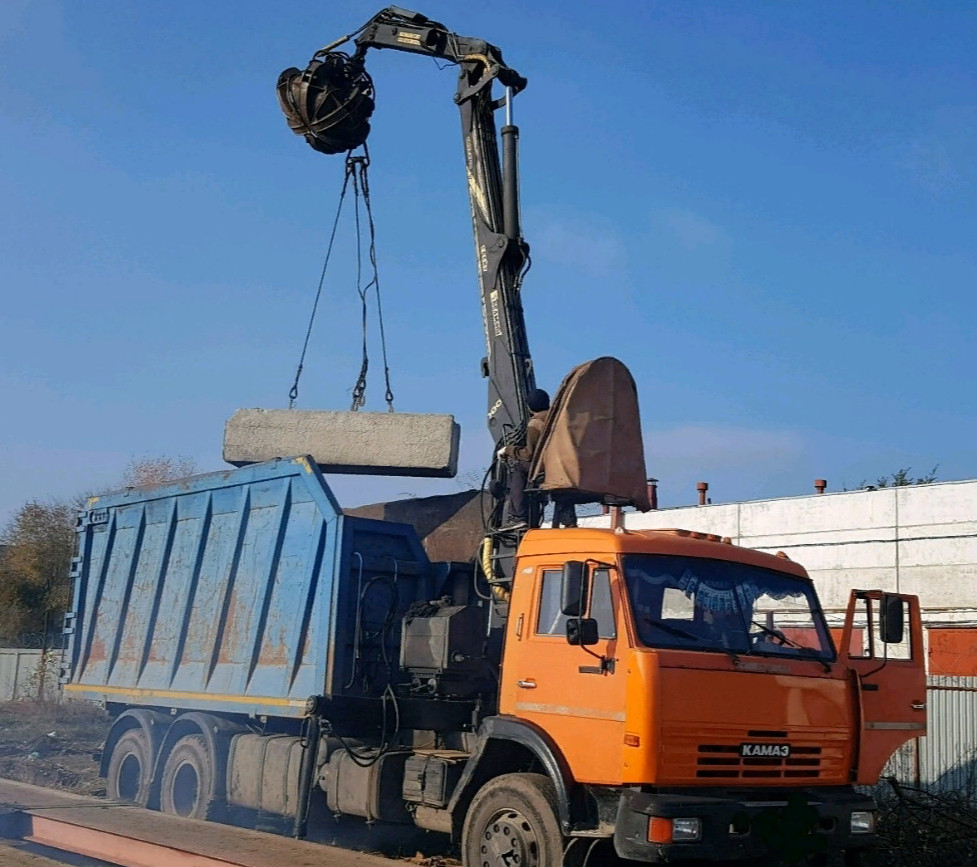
[750,621,831,672]
[750,620,792,645]
[641,616,703,642]
[642,617,745,665]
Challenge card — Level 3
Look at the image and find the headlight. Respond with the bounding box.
[851,811,875,834]
[672,818,702,841]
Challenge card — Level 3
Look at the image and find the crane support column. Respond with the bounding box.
[501,90,521,244]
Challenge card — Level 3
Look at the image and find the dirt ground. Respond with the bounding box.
[0,700,108,796]
[0,700,456,864]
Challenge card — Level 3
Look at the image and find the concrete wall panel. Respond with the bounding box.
[626,504,739,537]
[901,565,977,609]
[0,649,59,701]
[814,569,899,611]
[739,490,896,537]
[756,541,896,572]
[743,528,898,549]
[900,536,977,568]
[898,482,977,527]
[583,479,977,621]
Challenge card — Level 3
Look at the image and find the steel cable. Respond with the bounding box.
[288,146,395,412]
[287,162,354,408]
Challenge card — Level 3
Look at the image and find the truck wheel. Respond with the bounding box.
[159,735,216,820]
[106,729,153,807]
[462,772,565,867]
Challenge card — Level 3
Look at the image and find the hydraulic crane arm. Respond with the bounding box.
[350,7,526,92]
[279,7,535,452]
[351,8,535,449]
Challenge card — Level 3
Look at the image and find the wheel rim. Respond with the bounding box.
[171,761,200,816]
[117,753,141,802]
[478,807,540,867]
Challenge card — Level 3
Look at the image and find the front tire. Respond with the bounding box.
[462,772,566,867]
[106,729,153,807]
[159,734,216,820]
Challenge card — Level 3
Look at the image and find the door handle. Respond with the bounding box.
[912,702,926,711]
[517,679,537,689]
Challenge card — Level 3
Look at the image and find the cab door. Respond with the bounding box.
[500,562,627,784]
[840,590,927,783]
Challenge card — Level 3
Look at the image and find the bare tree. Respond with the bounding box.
[121,455,197,488]
[455,466,489,492]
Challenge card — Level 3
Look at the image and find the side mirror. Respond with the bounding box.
[566,617,599,646]
[880,595,905,644]
[561,561,588,617]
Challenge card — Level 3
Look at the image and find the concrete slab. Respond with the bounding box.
[223,409,460,478]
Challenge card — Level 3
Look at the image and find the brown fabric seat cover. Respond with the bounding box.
[529,357,651,511]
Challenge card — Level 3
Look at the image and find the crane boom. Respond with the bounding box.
[350,8,534,448]
[278,6,540,531]
[280,8,534,444]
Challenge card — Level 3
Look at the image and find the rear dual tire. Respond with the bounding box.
[159,734,217,820]
[106,726,219,821]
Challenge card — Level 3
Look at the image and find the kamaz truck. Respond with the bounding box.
[63,9,926,865]
[63,456,925,864]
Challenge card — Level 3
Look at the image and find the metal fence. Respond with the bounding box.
[879,676,977,794]
[0,648,62,701]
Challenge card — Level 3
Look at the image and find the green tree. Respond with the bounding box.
[0,455,198,645]
[866,465,939,489]
[0,499,76,643]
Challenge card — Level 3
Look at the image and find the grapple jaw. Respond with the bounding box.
[276,53,375,155]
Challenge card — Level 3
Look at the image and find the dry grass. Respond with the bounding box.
[861,781,977,867]
[0,700,108,795]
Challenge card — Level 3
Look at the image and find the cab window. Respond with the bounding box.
[535,567,616,639]
[591,568,616,639]
[848,594,912,661]
[536,570,569,635]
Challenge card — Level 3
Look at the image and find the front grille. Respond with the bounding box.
[696,744,822,779]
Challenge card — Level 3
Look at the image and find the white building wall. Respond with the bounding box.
[581,479,977,791]
[580,479,977,620]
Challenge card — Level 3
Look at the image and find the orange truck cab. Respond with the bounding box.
[500,526,926,863]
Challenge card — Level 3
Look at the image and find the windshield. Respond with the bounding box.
[622,554,835,661]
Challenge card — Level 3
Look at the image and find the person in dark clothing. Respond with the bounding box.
[499,388,550,528]
[551,493,578,528]
[498,389,578,529]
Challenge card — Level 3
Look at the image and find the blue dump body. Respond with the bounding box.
[64,457,435,718]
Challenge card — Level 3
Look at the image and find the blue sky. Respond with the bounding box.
[1,1,974,524]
